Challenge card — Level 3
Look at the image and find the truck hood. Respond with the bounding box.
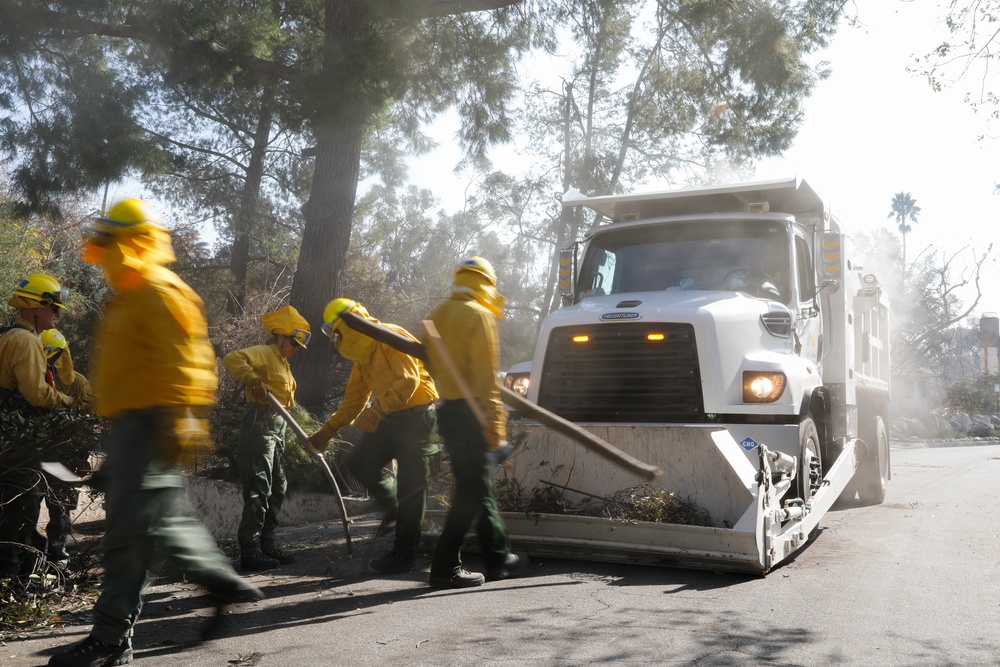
[559,289,774,323]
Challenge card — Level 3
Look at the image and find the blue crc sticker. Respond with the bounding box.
[739,437,759,452]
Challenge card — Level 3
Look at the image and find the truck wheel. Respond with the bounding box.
[798,417,822,503]
[857,415,890,505]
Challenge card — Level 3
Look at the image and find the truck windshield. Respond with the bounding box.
[578,220,791,302]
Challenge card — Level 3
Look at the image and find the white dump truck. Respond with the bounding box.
[492,177,891,575]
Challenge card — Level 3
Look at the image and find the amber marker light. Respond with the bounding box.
[572,334,590,343]
[646,333,665,342]
[742,371,787,403]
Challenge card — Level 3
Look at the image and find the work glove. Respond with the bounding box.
[307,423,338,453]
[248,376,266,403]
[353,407,382,433]
[160,407,212,465]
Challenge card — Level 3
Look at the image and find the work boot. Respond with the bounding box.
[240,551,280,572]
[429,568,485,589]
[201,572,265,641]
[48,634,133,666]
[486,553,528,582]
[369,551,415,574]
[260,545,295,566]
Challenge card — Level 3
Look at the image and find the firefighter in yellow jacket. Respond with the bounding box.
[41,329,94,405]
[308,299,438,575]
[424,257,523,589]
[35,329,94,571]
[50,199,261,667]
[222,305,309,572]
[0,273,73,579]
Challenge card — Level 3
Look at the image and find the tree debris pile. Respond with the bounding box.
[494,477,713,528]
[603,485,712,527]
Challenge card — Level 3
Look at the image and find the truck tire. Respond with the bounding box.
[798,417,822,503]
[857,414,889,505]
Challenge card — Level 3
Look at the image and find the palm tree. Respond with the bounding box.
[887,192,922,279]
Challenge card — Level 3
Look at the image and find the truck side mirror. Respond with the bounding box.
[818,279,840,296]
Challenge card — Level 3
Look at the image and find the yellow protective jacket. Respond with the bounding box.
[51,346,76,386]
[0,316,71,408]
[319,324,438,435]
[91,265,217,418]
[51,348,94,404]
[425,293,506,448]
[222,343,296,409]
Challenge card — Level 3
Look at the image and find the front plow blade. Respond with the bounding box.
[424,423,860,575]
[500,423,766,574]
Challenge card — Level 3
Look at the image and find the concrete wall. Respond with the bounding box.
[184,477,375,538]
[43,477,376,540]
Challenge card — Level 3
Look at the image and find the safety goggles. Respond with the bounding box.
[320,319,339,340]
[38,290,69,308]
[288,328,311,348]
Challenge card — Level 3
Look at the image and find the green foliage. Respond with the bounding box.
[0,210,41,293]
[0,407,106,474]
[944,373,1000,415]
[351,181,545,367]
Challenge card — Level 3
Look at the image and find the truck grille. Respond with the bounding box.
[536,322,704,423]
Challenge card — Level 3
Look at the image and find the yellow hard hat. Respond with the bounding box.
[260,305,311,348]
[321,298,371,339]
[40,329,68,359]
[82,198,172,266]
[455,256,497,285]
[91,198,165,237]
[8,273,68,310]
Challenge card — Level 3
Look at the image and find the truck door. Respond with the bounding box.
[794,231,820,363]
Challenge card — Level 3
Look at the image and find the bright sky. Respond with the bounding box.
[753,1,1000,316]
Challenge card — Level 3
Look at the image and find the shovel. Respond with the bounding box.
[262,388,354,556]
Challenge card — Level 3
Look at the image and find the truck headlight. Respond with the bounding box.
[504,372,531,396]
[742,371,786,403]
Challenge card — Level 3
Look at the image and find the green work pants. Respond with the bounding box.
[235,406,287,556]
[0,468,42,577]
[347,406,437,558]
[0,405,50,577]
[42,479,78,563]
[91,409,238,646]
[430,400,509,578]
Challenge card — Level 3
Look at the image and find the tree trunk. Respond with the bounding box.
[228,89,275,316]
[290,118,363,414]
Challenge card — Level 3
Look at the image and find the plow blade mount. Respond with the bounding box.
[423,423,861,576]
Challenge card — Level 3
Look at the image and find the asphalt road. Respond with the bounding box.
[6,441,1000,667]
